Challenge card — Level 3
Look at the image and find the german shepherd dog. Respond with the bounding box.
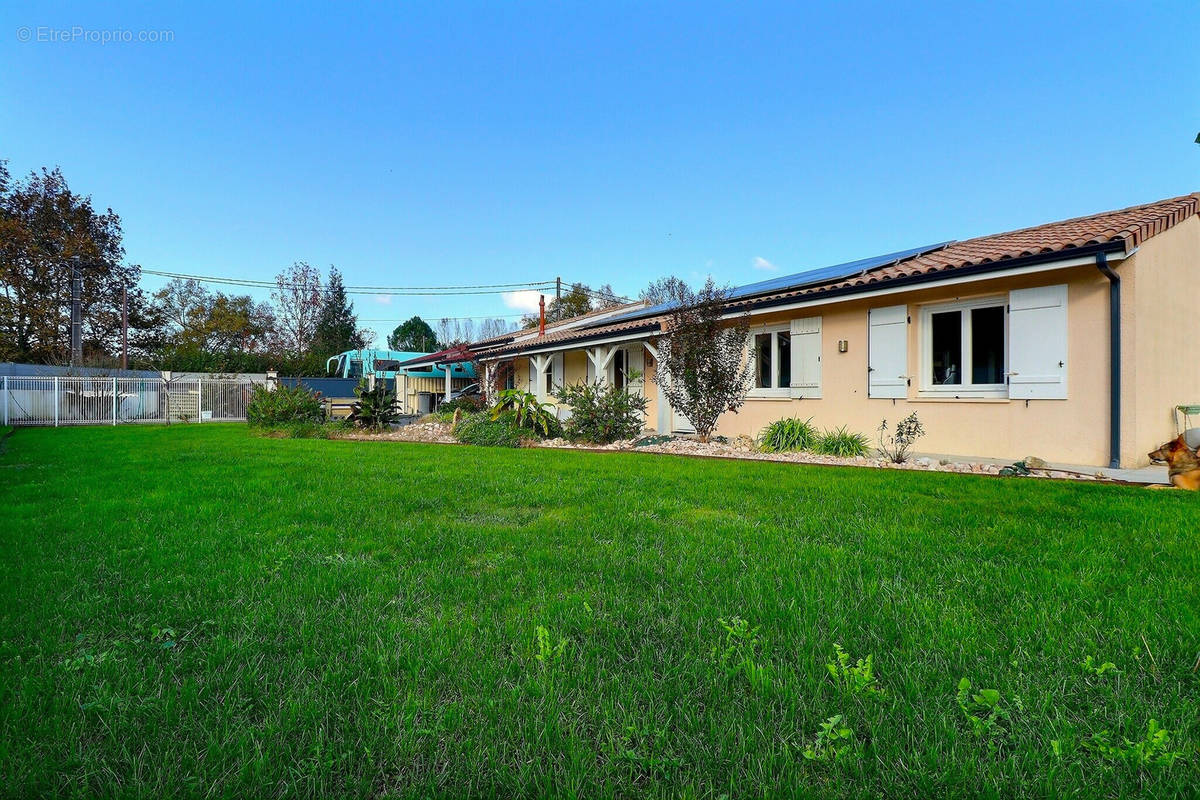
[1148,436,1200,490]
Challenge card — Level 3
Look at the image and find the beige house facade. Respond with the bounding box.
[468,194,1200,468]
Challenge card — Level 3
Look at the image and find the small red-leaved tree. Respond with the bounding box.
[652,278,752,442]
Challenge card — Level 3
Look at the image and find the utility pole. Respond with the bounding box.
[555,276,562,302]
[121,283,128,371]
[69,256,83,367]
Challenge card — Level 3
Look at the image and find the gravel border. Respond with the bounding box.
[341,424,1108,482]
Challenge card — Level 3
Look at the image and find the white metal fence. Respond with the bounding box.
[1,377,263,427]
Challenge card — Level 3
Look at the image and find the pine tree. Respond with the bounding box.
[311,268,363,357]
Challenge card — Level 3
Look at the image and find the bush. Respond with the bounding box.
[439,395,485,414]
[490,390,562,438]
[556,381,649,444]
[758,417,819,452]
[877,413,925,463]
[246,384,323,426]
[455,412,524,448]
[814,426,871,457]
[349,380,400,430]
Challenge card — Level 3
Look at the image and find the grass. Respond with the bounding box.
[2,424,1198,798]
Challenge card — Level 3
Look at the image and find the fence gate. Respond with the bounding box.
[1,377,262,427]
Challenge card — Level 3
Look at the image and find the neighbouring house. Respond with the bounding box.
[328,348,476,414]
[460,193,1200,469]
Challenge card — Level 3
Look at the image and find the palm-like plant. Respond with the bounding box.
[490,389,558,436]
[349,379,400,430]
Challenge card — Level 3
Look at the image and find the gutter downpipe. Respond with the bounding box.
[1096,252,1121,469]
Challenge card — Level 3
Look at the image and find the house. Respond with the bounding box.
[328,348,476,414]
[466,194,1200,468]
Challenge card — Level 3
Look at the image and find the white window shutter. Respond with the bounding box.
[868,305,908,398]
[586,355,596,384]
[552,353,564,394]
[527,358,536,394]
[626,345,645,396]
[789,316,822,398]
[1008,284,1068,399]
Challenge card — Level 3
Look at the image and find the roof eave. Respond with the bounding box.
[734,240,1130,314]
[477,321,663,359]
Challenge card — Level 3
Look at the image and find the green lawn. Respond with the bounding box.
[2,425,1198,798]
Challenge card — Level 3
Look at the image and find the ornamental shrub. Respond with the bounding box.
[349,379,400,430]
[246,384,323,426]
[814,426,871,457]
[489,390,562,438]
[556,381,649,444]
[759,417,820,452]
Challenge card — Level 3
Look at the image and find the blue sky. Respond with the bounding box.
[3,2,1197,344]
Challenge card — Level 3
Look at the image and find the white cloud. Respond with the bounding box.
[373,294,393,305]
[753,256,778,272]
[501,289,544,313]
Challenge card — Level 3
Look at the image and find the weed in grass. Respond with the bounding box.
[1083,719,1184,768]
[956,678,1013,746]
[534,624,569,667]
[712,616,771,692]
[1081,654,1120,678]
[801,715,855,763]
[826,644,885,698]
[611,723,685,777]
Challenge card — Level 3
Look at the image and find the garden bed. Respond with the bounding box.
[344,422,1107,481]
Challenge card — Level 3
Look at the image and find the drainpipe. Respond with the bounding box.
[1096,252,1120,469]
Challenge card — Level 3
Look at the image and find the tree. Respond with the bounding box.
[437,317,475,347]
[641,275,691,306]
[151,278,275,355]
[477,317,516,341]
[652,278,752,442]
[387,315,439,351]
[593,283,624,309]
[270,262,323,358]
[520,283,605,329]
[312,268,369,357]
[0,164,148,363]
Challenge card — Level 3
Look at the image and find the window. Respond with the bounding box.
[750,326,791,396]
[613,349,627,390]
[921,298,1006,394]
[504,368,516,390]
[348,359,364,379]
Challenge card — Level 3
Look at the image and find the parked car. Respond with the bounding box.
[450,383,480,401]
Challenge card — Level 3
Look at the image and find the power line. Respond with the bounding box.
[139,266,633,306]
[358,314,529,322]
[140,268,557,296]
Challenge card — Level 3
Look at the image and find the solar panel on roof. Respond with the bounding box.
[592,241,951,328]
[725,242,952,301]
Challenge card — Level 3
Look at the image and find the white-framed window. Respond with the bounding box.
[919,297,1007,396]
[749,324,791,397]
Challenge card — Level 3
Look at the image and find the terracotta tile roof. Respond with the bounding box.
[475,192,1200,356]
[397,344,476,368]
[729,192,1200,309]
[475,315,663,357]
